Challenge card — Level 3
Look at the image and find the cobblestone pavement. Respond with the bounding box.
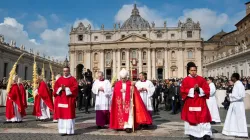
[0,106,250,140]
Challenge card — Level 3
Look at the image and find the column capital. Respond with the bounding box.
[177,48,185,51]
[84,49,92,53]
[196,47,202,51]
[164,48,170,51]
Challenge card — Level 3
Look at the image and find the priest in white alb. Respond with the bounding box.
[92,71,112,129]
[222,73,248,138]
[135,72,155,128]
[206,77,221,124]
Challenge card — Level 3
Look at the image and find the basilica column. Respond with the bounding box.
[73,50,77,76]
[126,49,130,71]
[117,49,121,78]
[147,48,151,80]
[82,51,84,63]
[196,47,202,76]
[164,48,169,79]
[152,49,156,80]
[100,50,104,73]
[85,50,91,71]
[177,48,184,78]
[112,49,116,77]
[138,49,142,73]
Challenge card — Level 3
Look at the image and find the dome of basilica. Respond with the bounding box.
[121,4,151,30]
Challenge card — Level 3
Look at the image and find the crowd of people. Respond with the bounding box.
[2,62,250,139]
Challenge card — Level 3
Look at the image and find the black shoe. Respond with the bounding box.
[203,135,211,140]
[210,121,216,125]
[125,128,132,133]
[97,126,103,129]
[60,134,67,136]
[189,135,195,140]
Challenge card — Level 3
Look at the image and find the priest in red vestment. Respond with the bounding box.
[53,66,78,136]
[6,75,26,123]
[18,78,27,109]
[181,62,212,140]
[110,69,152,133]
[33,76,54,121]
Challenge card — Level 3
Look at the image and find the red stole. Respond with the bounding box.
[110,80,131,129]
[110,80,152,130]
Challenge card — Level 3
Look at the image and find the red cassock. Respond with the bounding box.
[181,76,211,125]
[6,83,26,119]
[33,81,54,117]
[53,76,78,119]
[19,84,27,109]
[110,80,152,130]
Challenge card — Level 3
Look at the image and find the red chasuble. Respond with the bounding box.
[6,83,26,119]
[53,76,78,119]
[19,84,27,108]
[181,75,211,125]
[33,81,54,117]
[110,80,152,130]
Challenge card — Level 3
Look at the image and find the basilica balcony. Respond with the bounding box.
[203,44,250,67]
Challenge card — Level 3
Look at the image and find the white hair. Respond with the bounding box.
[18,77,22,83]
[12,75,18,82]
[98,71,104,76]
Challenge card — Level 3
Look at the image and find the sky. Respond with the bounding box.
[0,0,248,60]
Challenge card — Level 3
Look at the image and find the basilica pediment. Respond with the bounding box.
[116,33,151,43]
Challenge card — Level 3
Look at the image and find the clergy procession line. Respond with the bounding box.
[4,54,249,139]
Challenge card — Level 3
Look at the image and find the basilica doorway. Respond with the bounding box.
[106,69,112,80]
[157,68,163,80]
[76,64,84,80]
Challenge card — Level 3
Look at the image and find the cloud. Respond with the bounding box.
[40,28,69,59]
[179,8,229,39]
[28,15,48,33]
[0,17,67,60]
[115,4,243,40]
[0,17,24,30]
[50,14,60,23]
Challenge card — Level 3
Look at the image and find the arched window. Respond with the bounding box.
[157,51,162,59]
[188,50,193,59]
[142,51,147,60]
[77,53,82,61]
[94,53,98,61]
[171,51,176,59]
[121,52,126,60]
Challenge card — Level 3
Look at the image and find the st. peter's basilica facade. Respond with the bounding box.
[69,4,202,80]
